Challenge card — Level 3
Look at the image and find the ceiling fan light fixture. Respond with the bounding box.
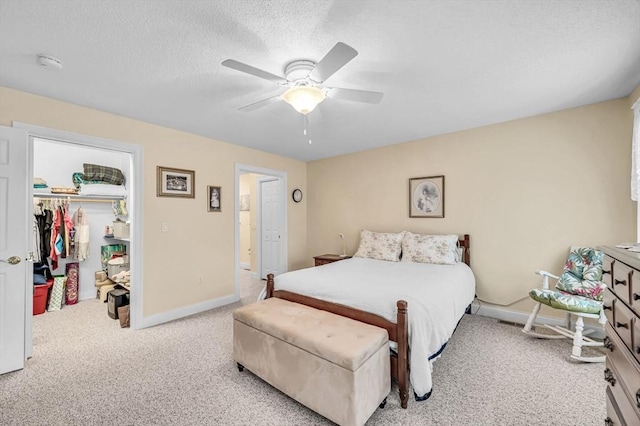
[281,86,325,115]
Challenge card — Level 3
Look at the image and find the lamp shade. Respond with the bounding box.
[281,86,326,115]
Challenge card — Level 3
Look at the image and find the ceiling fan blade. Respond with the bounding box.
[308,42,358,83]
[238,95,282,112]
[222,59,288,84]
[325,87,383,104]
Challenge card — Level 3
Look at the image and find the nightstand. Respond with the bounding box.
[314,254,352,267]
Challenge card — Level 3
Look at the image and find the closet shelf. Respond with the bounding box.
[33,192,126,202]
[104,236,130,243]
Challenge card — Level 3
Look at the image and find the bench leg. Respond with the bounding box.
[237,362,244,372]
[379,397,387,409]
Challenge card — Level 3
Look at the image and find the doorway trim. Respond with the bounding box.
[234,163,287,300]
[13,122,144,339]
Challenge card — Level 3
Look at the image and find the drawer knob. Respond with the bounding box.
[602,269,611,276]
[603,337,614,352]
[603,304,612,311]
[633,293,640,301]
[635,346,640,354]
[604,417,613,426]
[614,279,626,286]
[615,321,629,329]
[636,389,640,409]
[604,368,616,386]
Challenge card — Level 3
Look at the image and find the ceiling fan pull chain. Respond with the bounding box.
[305,115,312,144]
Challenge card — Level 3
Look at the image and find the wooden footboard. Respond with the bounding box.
[266,275,409,409]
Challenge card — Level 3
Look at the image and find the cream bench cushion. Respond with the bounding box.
[233,297,390,426]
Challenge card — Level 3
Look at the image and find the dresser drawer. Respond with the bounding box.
[634,318,640,364]
[603,255,614,288]
[607,381,640,426]
[612,260,633,305]
[631,268,640,315]
[603,289,616,327]
[614,301,635,352]
[606,386,624,426]
[605,323,640,420]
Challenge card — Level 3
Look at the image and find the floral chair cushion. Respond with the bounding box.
[353,230,404,262]
[529,289,603,315]
[556,247,605,300]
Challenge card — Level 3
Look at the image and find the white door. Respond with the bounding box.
[260,178,282,279]
[0,126,28,374]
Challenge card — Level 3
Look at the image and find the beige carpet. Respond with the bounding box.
[0,270,605,425]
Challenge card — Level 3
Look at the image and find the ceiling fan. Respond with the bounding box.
[222,42,383,115]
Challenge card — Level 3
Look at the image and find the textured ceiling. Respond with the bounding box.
[1,0,639,161]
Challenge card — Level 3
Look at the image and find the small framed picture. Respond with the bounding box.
[409,175,445,218]
[239,194,250,211]
[208,186,221,212]
[157,166,195,198]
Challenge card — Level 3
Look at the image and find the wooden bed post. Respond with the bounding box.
[463,234,470,267]
[397,300,408,409]
[266,273,274,298]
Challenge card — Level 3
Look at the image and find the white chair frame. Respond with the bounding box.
[522,270,606,363]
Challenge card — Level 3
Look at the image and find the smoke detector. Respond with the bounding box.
[37,54,63,70]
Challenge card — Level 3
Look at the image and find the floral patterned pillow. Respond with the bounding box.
[556,247,605,300]
[401,233,459,265]
[353,230,404,262]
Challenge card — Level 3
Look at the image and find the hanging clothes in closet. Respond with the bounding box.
[33,200,53,262]
[49,203,74,270]
[72,206,90,261]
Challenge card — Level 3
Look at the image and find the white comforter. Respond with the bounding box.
[273,257,476,397]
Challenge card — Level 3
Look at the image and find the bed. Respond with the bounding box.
[265,233,474,409]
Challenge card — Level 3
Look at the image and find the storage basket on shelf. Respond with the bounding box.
[108,262,130,278]
[107,255,130,278]
[113,219,130,239]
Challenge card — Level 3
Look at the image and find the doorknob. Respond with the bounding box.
[0,256,21,265]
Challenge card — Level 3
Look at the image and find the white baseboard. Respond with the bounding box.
[470,300,605,339]
[239,262,250,270]
[141,294,239,329]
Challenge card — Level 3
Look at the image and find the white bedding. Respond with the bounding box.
[273,257,476,398]
[78,183,128,196]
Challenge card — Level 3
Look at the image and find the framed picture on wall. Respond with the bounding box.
[157,166,195,198]
[239,194,250,211]
[208,186,221,212]
[409,175,445,218]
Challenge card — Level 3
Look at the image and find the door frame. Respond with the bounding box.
[234,164,287,299]
[13,122,144,344]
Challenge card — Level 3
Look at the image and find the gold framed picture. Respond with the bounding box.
[156,166,195,198]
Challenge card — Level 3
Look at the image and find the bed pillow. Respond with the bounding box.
[83,163,125,185]
[353,230,404,262]
[401,233,459,265]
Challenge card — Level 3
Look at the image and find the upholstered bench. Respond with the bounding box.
[233,298,390,426]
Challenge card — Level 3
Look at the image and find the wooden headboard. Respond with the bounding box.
[459,234,470,267]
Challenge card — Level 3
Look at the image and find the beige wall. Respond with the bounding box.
[629,84,640,108]
[0,87,307,317]
[307,98,635,313]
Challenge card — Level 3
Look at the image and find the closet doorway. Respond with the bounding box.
[17,123,143,361]
[234,164,287,299]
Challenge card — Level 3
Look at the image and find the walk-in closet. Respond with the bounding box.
[32,137,133,329]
